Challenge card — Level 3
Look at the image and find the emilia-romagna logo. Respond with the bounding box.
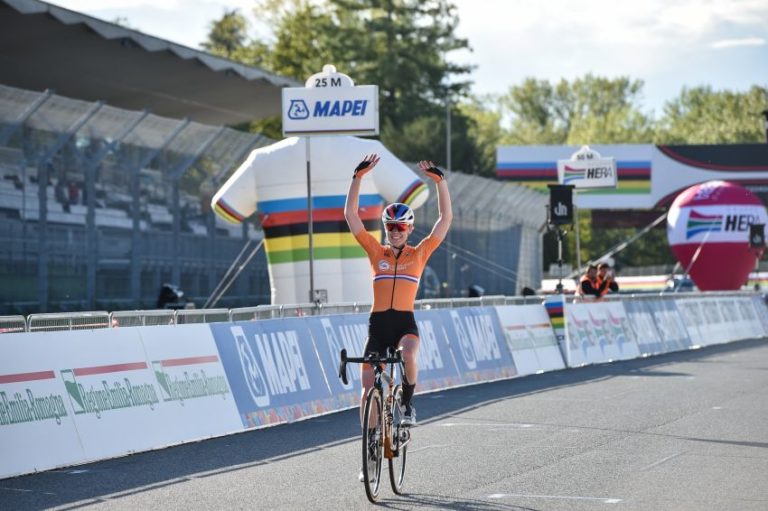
[61,370,159,419]
[153,362,230,404]
[0,389,68,426]
[686,210,723,239]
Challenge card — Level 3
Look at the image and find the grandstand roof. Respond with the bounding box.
[0,0,300,125]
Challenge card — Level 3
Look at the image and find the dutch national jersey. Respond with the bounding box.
[354,230,442,312]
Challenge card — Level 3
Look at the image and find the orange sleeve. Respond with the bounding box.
[354,229,382,259]
[415,235,442,262]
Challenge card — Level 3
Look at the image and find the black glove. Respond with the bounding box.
[424,165,444,183]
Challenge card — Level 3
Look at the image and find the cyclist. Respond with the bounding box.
[344,153,452,435]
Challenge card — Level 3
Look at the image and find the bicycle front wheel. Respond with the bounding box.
[362,386,384,502]
[389,384,408,494]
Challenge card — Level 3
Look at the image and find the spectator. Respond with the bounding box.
[68,181,80,205]
[596,262,619,297]
[577,264,612,299]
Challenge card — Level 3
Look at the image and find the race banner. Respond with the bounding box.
[436,307,517,383]
[646,299,692,353]
[210,319,334,428]
[1,331,84,478]
[305,313,369,409]
[563,301,640,366]
[136,325,242,437]
[494,304,565,375]
[622,299,666,355]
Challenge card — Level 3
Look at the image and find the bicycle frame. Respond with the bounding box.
[338,348,410,459]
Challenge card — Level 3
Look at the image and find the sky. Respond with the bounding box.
[47,0,768,117]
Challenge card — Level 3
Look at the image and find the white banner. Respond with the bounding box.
[667,205,768,245]
[495,305,565,375]
[0,331,85,479]
[0,325,243,478]
[557,157,617,189]
[563,301,640,367]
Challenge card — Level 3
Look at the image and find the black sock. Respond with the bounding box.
[402,383,415,407]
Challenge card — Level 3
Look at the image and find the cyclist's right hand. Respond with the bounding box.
[353,153,380,179]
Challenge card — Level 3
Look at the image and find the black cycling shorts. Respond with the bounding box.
[364,309,419,357]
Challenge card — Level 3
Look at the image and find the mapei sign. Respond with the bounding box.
[282,64,379,136]
[557,145,617,189]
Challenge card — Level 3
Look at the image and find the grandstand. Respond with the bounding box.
[0,84,274,314]
[0,0,548,315]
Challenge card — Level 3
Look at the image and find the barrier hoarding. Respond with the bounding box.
[436,307,517,383]
[494,305,565,375]
[563,301,640,366]
[136,325,243,436]
[209,319,335,428]
[1,331,84,478]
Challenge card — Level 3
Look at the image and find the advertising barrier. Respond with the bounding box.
[495,305,565,375]
[2,295,767,479]
[210,319,334,428]
[0,325,242,479]
[562,301,640,366]
[437,307,517,383]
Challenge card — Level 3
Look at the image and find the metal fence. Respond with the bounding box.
[5,291,762,334]
[1,294,555,332]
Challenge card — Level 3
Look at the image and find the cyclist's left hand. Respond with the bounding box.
[418,160,444,183]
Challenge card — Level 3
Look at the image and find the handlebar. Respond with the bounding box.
[338,348,402,386]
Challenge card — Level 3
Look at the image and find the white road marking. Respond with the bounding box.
[712,406,722,410]
[409,444,448,453]
[488,493,622,504]
[0,487,56,496]
[639,452,684,471]
[440,422,537,428]
[69,469,90,474]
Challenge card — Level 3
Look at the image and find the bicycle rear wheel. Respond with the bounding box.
[362,387,384,502]
[388,384,408,494]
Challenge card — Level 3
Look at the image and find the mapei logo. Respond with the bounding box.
[685,210,722,239]
[287,100,310,120]
[231,326,270,407]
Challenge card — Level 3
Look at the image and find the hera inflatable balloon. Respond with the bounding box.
[212,136,429,304]
[667,181,767,291]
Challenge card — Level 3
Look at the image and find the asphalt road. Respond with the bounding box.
[2,338,767,511]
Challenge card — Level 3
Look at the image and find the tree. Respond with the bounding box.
[201,9,266,63]
[656,85,768,144]
[201,0,487,172]
[497,75,655,145]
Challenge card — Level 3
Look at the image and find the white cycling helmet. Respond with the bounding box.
[382,202,415,224]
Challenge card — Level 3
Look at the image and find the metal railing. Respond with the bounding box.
[27,311,111,332]
[0,315,26,334]
[2,291,763,333]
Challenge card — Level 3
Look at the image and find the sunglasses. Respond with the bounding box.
[385,222,410,232]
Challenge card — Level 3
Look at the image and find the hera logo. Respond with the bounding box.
[562,165,585,185]
[232,326,270,407]
[287,100,310,120]
[686,210,722,239]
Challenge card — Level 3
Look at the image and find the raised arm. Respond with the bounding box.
[418,160,452,241]
[345,153,380,235]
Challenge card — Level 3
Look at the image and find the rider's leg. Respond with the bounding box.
[359,363,375,427]
[398,334,420,406]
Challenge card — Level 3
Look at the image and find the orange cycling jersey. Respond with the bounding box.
[354,230,442,312]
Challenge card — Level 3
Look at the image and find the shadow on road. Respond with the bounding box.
[1,337,765,510]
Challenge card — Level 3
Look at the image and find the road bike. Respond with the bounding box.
[339,347,411,503]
